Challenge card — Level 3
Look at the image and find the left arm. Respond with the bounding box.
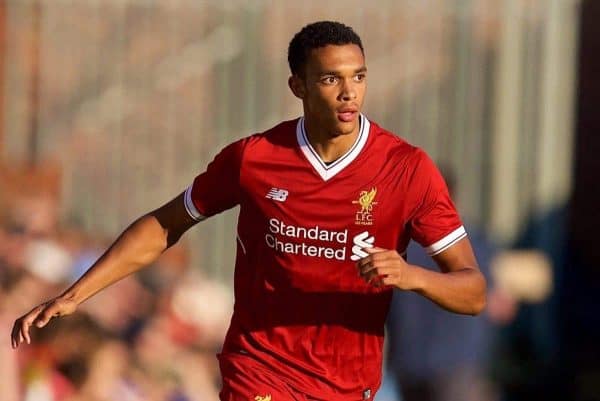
[357,237,486,315]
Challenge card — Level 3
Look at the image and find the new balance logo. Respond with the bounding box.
[266,188,289,202]
[350,231,375,261]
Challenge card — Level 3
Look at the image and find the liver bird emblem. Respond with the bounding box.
[357,187,377,213]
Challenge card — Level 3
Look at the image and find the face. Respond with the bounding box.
[289,44,367,138]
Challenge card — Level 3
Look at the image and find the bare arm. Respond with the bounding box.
[60,192,196,304]
[11,192,197,348]
[358,238,487,315]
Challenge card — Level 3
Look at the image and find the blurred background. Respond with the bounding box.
[0,0,598,400]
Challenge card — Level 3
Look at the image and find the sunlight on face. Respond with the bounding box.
[295,44,367,139]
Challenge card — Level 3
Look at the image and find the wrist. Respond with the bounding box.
[60,288,83,305]
[404,264,425,291]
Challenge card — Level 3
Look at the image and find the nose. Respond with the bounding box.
[339,78,357,101]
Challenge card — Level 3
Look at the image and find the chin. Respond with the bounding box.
[334,121,358,136]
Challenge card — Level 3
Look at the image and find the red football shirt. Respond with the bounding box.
[185,116,466,400]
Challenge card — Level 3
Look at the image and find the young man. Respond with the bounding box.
[12,21,486,401]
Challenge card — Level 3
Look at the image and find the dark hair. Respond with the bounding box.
[288,21,364,76]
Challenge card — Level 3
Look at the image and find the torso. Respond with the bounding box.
[224,116,426,399]
[186,115,463,400]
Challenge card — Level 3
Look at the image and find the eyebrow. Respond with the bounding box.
[320,66,368,76]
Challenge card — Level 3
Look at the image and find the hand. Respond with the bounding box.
[11,296,78,349]
[357,247,416,289]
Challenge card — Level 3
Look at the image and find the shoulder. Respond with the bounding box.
[367,120,431,168]
[236,119,299,159]
[247,119,298,145]
[226,119,297,151]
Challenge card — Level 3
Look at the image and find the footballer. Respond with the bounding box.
[12,21,486,401]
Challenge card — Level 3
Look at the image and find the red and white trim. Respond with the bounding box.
[296,114,371,181]
[424,226,467,256]
[184,185,206,221]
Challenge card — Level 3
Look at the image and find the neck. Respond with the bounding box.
[303,116,361,163]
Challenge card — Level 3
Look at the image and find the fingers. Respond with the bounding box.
[10,322,22,349]
[34,304,59,328]
[363,266,407,287]
[364,271,385,287]
[11,303,51,349]
[359,264,398,284]
[22,318,32,344]
[356,250,405,287]
[13,318,31,348]
[11,315,32,349]
[357,250,401,273]
[365,246,386,254]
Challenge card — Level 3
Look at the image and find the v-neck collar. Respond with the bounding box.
[296,114,371,181]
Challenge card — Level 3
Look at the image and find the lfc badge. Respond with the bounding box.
[353,188,377,226]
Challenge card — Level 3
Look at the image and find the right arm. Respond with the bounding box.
[11,191,198,348]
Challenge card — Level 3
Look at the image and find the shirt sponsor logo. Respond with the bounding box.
[265,218,348,260]
[265,218,376,262]
[265,187,289,202]
[352,187,377,225]
[254,395,272,401]
[350,231,375,261]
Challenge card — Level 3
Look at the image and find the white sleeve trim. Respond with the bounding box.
[424,226,467,256]
[184,185,206,221]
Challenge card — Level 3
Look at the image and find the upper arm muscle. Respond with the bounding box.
[431,237,479,273]
[148,192,199,247]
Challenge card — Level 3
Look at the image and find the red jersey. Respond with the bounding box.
[185,116,466,400]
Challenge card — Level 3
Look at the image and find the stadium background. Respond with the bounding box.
[1,1,598,401]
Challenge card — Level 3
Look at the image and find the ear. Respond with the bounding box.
[288,75,306,99]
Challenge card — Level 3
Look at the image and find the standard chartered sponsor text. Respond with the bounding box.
[266,218,348,260]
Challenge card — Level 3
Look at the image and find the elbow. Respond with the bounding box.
[469,294,486,316]
[468,273,488,316]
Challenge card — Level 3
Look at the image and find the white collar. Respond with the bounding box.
[296,114,371,181]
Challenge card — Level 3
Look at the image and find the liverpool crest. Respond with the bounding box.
[353,188,377,225]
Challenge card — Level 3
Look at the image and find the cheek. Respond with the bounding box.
[308,89,337,110]
[356,84,367,100]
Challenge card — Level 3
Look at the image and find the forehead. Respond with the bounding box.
[304,44,365,74]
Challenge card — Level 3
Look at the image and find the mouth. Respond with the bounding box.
[337,107,358,123]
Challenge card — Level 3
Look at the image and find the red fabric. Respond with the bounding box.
[189,117,463,400]
[219,352,307,401]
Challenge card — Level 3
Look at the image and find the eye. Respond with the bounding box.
[354,73,366,82]
[321,76,338,85]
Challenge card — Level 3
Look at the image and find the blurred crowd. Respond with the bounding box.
[0,0,586,399]
[0,189,233,401]
[0,166,561,401]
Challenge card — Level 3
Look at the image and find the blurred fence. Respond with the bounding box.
[1,0,580,279]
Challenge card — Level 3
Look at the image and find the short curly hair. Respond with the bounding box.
[288,21,364,76]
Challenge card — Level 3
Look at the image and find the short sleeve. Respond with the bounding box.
[184,139,244,220]
[408,151,467,256]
